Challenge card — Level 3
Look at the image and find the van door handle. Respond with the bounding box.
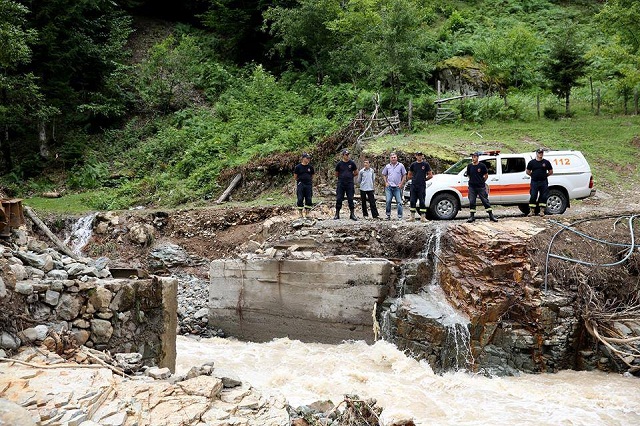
[523,176,530,180]
[490,178,499,181]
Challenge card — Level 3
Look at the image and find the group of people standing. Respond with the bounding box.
[294,149,434,221]
[293,147,553,222]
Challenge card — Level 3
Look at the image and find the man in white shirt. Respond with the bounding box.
[357,159,379,219]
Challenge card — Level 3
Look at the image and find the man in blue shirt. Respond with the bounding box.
[381,152,407,220]
[334,149,359,220]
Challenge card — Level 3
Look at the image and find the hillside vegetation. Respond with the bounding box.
[2,0,639,211]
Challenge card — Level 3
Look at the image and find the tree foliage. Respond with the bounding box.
[596,0,640,54]
[5,0,640,206]
[473,24,542,102]
[0,0,44,172]
[543,29,588,115]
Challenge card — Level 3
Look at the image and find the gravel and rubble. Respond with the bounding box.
[0,347,289,426]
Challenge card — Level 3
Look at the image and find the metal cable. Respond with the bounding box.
[544,214,640,291]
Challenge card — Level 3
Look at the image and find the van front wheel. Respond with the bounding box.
[546,189,568,215]
[429,193,459,220]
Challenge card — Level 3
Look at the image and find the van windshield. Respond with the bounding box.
[444,158,471,174]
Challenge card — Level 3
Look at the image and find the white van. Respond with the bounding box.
[404,150,595,220]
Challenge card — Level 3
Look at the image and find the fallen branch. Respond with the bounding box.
[216,173,242,204]
[24,206,78,260]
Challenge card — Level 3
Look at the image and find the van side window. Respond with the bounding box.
[481,159,497,175]
[501,158,526,174]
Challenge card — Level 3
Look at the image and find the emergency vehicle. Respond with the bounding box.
[403,150,595,220]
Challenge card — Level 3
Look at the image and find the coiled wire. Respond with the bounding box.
[544,214,640,291]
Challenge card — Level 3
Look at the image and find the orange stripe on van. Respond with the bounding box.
[452,183,530,197]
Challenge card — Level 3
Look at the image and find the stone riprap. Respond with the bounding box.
[209,255,394,343]
[0,233,177,372]
[0,349,287,426]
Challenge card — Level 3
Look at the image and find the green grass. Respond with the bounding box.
[24,192,101,214]
[371,114,640,194]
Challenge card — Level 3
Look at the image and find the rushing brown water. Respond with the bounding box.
[176,336,640,425]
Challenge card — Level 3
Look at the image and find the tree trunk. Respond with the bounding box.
[1,125,12,173]
[565,92,571,116]
[39,120,50,159]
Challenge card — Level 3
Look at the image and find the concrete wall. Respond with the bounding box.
[209,256,394,343]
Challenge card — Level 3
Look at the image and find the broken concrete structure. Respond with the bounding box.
[209,255,394,343]
[0,236,177,371]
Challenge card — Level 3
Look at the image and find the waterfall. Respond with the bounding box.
[425,225,443,287]
[64,213,97,255]
[442,322,474,371]
[381,223,474,372]
[380,301,398,343]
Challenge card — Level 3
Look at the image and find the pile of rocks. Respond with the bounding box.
[0,347,288,426]
[174,272,224,338]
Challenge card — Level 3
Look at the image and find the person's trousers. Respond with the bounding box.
[468,185,492,212]
[296,182,313,211]
[529,180,549,212]
[360,190,379,218]
[336,181,355,211]
[409,185,427,216]
[385,186,403,218]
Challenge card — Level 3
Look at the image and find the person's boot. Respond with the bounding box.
[302,209,307,219]
[467,212,475,223]
[407,212,415,222]
[334,209,340,220]
[420,214,427,223]
[488,211,498,222]
[349,209,358,221]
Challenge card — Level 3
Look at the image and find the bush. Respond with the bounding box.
[544,106,560,120]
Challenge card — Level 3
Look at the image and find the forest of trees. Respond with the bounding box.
[1,0,639,207]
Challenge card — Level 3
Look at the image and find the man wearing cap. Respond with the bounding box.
[357,159,380,219]
[381,152,407,220]
[466,152,498,223]
[526,148,554,217]
[334,149,359,220]
[293,153,315,218]
[407,151,433,222]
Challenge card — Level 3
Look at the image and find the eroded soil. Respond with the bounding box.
[43,186,640,282]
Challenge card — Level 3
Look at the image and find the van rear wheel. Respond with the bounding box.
[546,189,568,215]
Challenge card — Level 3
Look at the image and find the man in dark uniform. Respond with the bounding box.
[467,152,498,223]
[334,148,359,220]
[407,151,433,222]
[293,152,314,218]
[526,148,554,217]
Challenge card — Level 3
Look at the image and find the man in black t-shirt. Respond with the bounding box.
[526,148,554,217]
[334,149,359,220]
[293,153,315,218]
[407,151,433,222]
[466,152,498,223]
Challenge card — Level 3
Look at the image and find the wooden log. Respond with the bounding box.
[216,174,242,204]
[24,206,78,260]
